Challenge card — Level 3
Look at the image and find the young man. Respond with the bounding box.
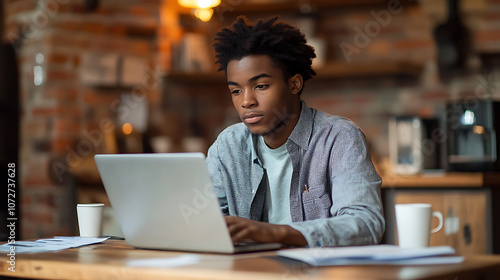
[207,16,384,247]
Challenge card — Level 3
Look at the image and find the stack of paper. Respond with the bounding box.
[0,236,109,254]
[277,245,464,266]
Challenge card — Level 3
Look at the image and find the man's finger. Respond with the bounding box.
[231,227,251,243]
[227,221,245,235]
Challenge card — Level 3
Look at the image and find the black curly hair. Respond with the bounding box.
[213,16,316,95]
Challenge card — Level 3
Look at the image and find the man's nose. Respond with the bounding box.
[241,91,257,108]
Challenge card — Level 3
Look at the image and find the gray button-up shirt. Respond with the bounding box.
[206,101,384,247]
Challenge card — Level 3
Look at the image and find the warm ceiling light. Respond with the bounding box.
[194,8,213,22]
[178,0,220,9]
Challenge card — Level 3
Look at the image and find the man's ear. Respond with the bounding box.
[289,74,303,95]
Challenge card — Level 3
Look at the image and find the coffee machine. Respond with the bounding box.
[388,117,441,175]
[446,100,500,171]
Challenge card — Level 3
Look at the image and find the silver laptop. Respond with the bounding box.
[94,153,281,253]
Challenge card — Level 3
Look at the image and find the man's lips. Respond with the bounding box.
[242,113,264,124]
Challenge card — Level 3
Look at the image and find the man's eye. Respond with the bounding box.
[256,84,269,90]
[231,89,242,95]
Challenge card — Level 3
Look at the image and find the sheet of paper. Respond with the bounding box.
[278,245,461,266]
[0,236,109,254]
[303,256,464,266]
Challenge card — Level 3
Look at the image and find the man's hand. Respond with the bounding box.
[224,216,307,246]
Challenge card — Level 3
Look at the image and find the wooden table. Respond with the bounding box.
[1,240,500,280]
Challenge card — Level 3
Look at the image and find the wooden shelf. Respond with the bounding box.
[223,0,389,13]
[382,172,500,188]
[314,61,423,80]
[163,61,423,84]
[164,71,226,85]
[177,0,419,15]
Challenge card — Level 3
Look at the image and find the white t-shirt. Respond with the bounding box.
[257,135,293,224]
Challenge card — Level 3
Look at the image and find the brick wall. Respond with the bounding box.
[302,0,500,160]
[4,0,164,239]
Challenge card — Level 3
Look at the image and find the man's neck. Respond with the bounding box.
[262,101,302,149]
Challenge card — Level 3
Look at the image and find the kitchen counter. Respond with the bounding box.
[382,172,500,188]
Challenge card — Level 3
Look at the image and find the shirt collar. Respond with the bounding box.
[288,100,313,151]
[250,132,261,165]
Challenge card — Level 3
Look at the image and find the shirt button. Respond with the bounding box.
[252,189,255,194]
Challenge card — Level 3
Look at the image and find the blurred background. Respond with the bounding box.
[1,0,500,250]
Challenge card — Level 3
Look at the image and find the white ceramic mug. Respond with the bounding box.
[77,203,104,237]
[395,203,443,248]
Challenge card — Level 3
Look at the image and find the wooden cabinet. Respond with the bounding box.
[384,189,489,255]
[382,172,500,255]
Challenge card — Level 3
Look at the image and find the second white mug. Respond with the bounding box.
[395,203,443,248]
[77,203,105,237]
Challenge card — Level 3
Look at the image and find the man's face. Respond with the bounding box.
[226,55,301,137]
